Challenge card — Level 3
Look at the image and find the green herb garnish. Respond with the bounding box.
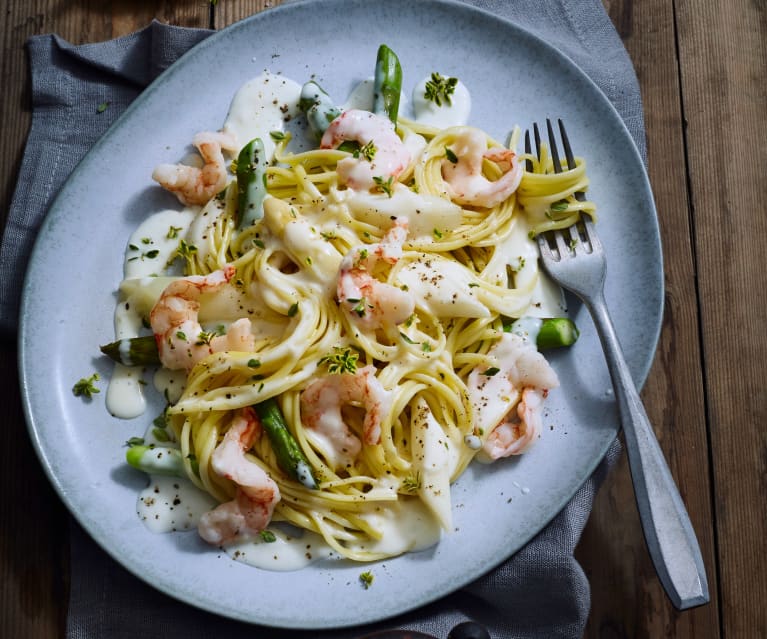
[196,330,214,346]
[359,571,374,589]
[402,473,422,493]
[72,373,100,398]
[176,239,198,260]
[424,72,458,107]
[372,175,394,198]
[320,346,359,374]
[354,140,377,161]
[167,225,182,240]
[260,530,277,543]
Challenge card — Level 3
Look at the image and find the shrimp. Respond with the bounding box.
[301,365,393,470]
[198,407,281,545]
[152,131,238,206]
[149,265,255,372]
[442,127,523,208]
[337,217,415,329]
[320,109,411,190]
[482,388,548,458]
[467,333,559,460]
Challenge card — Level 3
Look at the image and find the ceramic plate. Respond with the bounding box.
[19,0,662,629]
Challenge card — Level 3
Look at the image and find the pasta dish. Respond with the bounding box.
[101,45,594,567]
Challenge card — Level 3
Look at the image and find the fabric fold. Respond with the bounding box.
[0,22,211,335]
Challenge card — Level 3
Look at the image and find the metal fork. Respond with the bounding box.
[529,119,709,610]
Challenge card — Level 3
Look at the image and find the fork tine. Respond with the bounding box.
[558,118,576,171]
[524,129,533,172]
[568,224,584,254]
[533,122,542,159]
[582,217,602,251]
[546,119,562,173]
[557,119,586,203]
[554,229,571,257]
[537,232,555,260]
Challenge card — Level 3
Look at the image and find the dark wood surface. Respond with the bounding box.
[1,1,764,637]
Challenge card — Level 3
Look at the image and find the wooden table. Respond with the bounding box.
[1,1,764,637]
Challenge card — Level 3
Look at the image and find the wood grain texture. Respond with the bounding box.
[577,0,720,637]
[0,0,210,231]
[676,0,767,636]
[213,0,285,28]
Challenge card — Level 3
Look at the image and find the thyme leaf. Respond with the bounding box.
[72,373,100,398]
[424,72,458,107]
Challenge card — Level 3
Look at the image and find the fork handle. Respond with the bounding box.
[586,291,709,610]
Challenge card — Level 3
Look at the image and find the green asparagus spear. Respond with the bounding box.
[236,138,268,229]
[298,80,342,137]
[508,317,580,349]
[100,335,160,366]
[126,445,184,477]
[536,317,579,349]
[254,398,317,489]
[372,44,402,123]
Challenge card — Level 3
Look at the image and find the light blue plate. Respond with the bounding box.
[19,0,662,630]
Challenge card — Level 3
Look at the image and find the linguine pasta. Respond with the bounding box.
[109,62,595,564]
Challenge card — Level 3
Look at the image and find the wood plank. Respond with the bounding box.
[676,0,767,635]
[108,1,211,38]
[578,0,719,636]
[0,0,210,228]
[213,0,285,28]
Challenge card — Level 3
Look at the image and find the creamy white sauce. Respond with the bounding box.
[134,427,217,533]
[397,254,491,318]
[344,77,375,111]
[136,474,217,533]
[468,362,522,442]
[124,209,196,279]
[411,398,455,530]
[343,77,409,114]
[346,499,442,556]
[501,216,566,318]
[106,209,195,419]
[342,186,462,240]
[224,525,334,571]
[106,364,146,418]
[222,71,302,157]
[510,317,543,345]
[153,368,187,404]
[413,74,471,128]
[185,198,228,268]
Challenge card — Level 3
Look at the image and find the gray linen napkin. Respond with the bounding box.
[1,1,643,637]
